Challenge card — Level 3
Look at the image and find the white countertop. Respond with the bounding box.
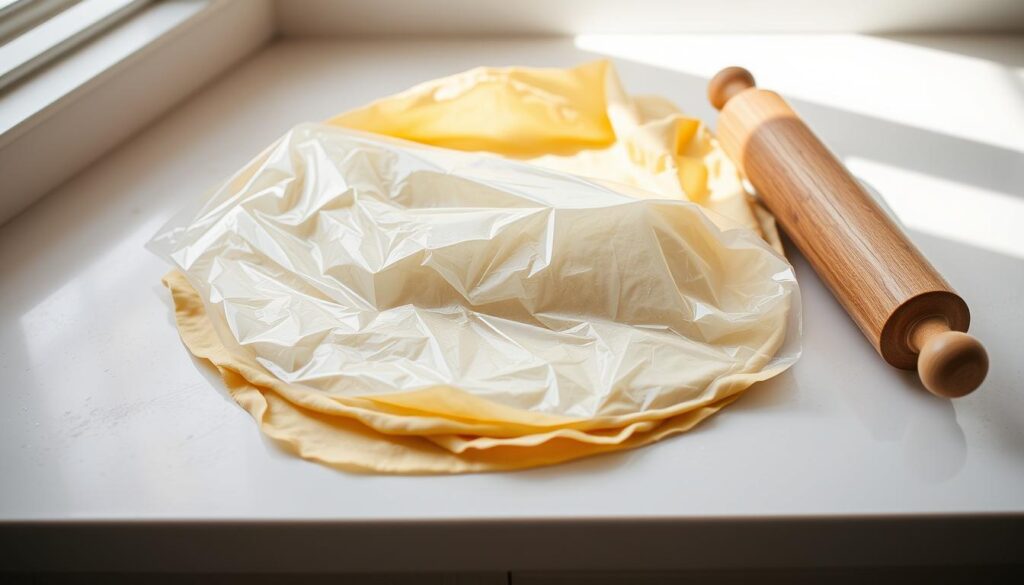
[1,35,1022,571]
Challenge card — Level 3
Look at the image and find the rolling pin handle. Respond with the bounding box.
[708,67,757,111]
[909,316,988,398]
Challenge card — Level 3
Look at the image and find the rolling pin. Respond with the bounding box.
[708,67,988,397]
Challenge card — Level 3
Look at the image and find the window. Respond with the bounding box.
[0,0,148,91]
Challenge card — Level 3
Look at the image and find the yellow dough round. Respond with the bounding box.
[150,62,801,473]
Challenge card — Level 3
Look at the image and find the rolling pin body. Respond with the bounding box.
[709,68,987,397]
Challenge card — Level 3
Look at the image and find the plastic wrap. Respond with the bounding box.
[149,124,800,424]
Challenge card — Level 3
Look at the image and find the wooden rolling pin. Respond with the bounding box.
[708,67,988,397]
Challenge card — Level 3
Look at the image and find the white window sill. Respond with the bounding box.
[0,0,205,142]
[0,0,274,224]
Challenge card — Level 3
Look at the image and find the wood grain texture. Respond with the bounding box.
[710,75,985,396]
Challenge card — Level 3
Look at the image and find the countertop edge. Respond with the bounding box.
[2,514,1022,572]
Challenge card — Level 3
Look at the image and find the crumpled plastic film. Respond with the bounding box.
[149,61,801,474]
[330,60,783,253]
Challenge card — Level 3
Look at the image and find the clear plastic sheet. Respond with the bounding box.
[149,124,801,422]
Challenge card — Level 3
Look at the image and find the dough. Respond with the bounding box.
[150,62,801,473]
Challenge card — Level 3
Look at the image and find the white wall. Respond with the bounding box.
[276,0,1024,36]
